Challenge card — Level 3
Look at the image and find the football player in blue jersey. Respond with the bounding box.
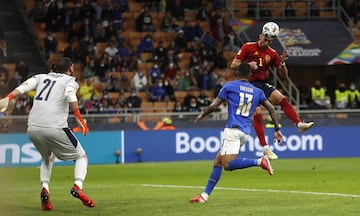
[189,62,283,203]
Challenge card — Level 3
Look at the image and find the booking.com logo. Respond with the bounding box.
[175,132,323,156]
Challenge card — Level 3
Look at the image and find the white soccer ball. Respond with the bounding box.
[262,22,280,39]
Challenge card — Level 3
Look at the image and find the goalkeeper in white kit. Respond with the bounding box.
[0,57,95,211]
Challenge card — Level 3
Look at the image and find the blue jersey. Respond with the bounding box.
[217,80,267,134]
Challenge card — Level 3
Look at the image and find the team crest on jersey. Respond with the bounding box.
[265,54,271,63]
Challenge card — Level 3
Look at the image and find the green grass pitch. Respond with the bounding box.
[0,158,359,216]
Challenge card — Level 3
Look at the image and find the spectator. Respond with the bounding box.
[201,31,216,51]
[174,29,188,52]
[63,39,83,63]
[137,33,154,54]
[163,61,178,81]
[112,4,124,31]
[118,73,132,92]
[104,40,119,63]
[310,80,328,109]
[132,70,148,92]
[161,11,178,32]
[163,77,176,101]
[104,74,122,93]
[182,88,198,111]
[15,60,30,82]
[121,54,138,72]
[180,19,196,43]
[0,40,15,63]
[348,82,360,108]
[79,78,95,102]
[168,0,185,21]
[224,30,240,52]
[196,2,212,21]
[193,19,204,41]
[334,82,349,109]
[149,79,166,102]
[212,17,231,42]
[44,1,62,32]
[172,100,184,112]
[11,99,27,115]
[181,70,197,90]
[30,0,47,22]
[116,0,129,12]
[44,31,58,57]
[135,6,156,32]
[126,88,142,113]
[117,40,131,59]
[80,0,96,23]
[93,21,107,43]
[153,40,168,62]
[148,63,161,86]
[197,89,212,108]
[82,57,97,80]
[185,97,201,112]
[95,55,111,82]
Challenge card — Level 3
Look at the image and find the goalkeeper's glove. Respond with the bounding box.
[74,109,89,136]
[0,93,14,112]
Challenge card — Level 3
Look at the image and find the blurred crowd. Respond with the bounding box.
[1,0,360,117]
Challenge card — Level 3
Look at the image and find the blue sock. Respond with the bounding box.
[228,158,258,171]
[204,165,222,195]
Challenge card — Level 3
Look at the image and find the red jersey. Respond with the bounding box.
[234,42,281,81]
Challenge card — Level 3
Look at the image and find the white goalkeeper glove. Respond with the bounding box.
[0,93,14,112]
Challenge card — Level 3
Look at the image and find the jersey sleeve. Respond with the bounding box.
[217,84,228,101]
[15,76,37,94]
[65,78,79,103]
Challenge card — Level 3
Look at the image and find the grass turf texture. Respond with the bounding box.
[0,158,359,216]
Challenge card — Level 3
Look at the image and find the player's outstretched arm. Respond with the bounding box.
[194,98,223,123]
[262,99,284,144]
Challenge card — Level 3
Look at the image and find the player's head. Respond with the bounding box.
[235,62,251,79]
[262,21,280,40]
[55,57,74,75]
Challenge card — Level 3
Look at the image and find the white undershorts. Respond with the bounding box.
[220,127,250,156]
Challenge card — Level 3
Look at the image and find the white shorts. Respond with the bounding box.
[220,127,250,156]
[28,126,86,162]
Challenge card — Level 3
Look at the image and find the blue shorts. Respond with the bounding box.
[250,80,276,98]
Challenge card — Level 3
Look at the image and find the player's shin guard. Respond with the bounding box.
[253,113,267,147]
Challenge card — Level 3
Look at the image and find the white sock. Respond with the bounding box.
[40,160,53,191]
[41,182,49,192]
[74,156,88,190]
[201,192,209,201]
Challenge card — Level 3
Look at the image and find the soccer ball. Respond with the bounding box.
[262,22,280,39]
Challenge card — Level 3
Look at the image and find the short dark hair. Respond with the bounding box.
[235,62,251,78]
[55,57,73,73]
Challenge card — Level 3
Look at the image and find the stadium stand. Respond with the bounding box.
[0,0,355,120]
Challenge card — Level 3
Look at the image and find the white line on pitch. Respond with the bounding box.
[140,184,360,198]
